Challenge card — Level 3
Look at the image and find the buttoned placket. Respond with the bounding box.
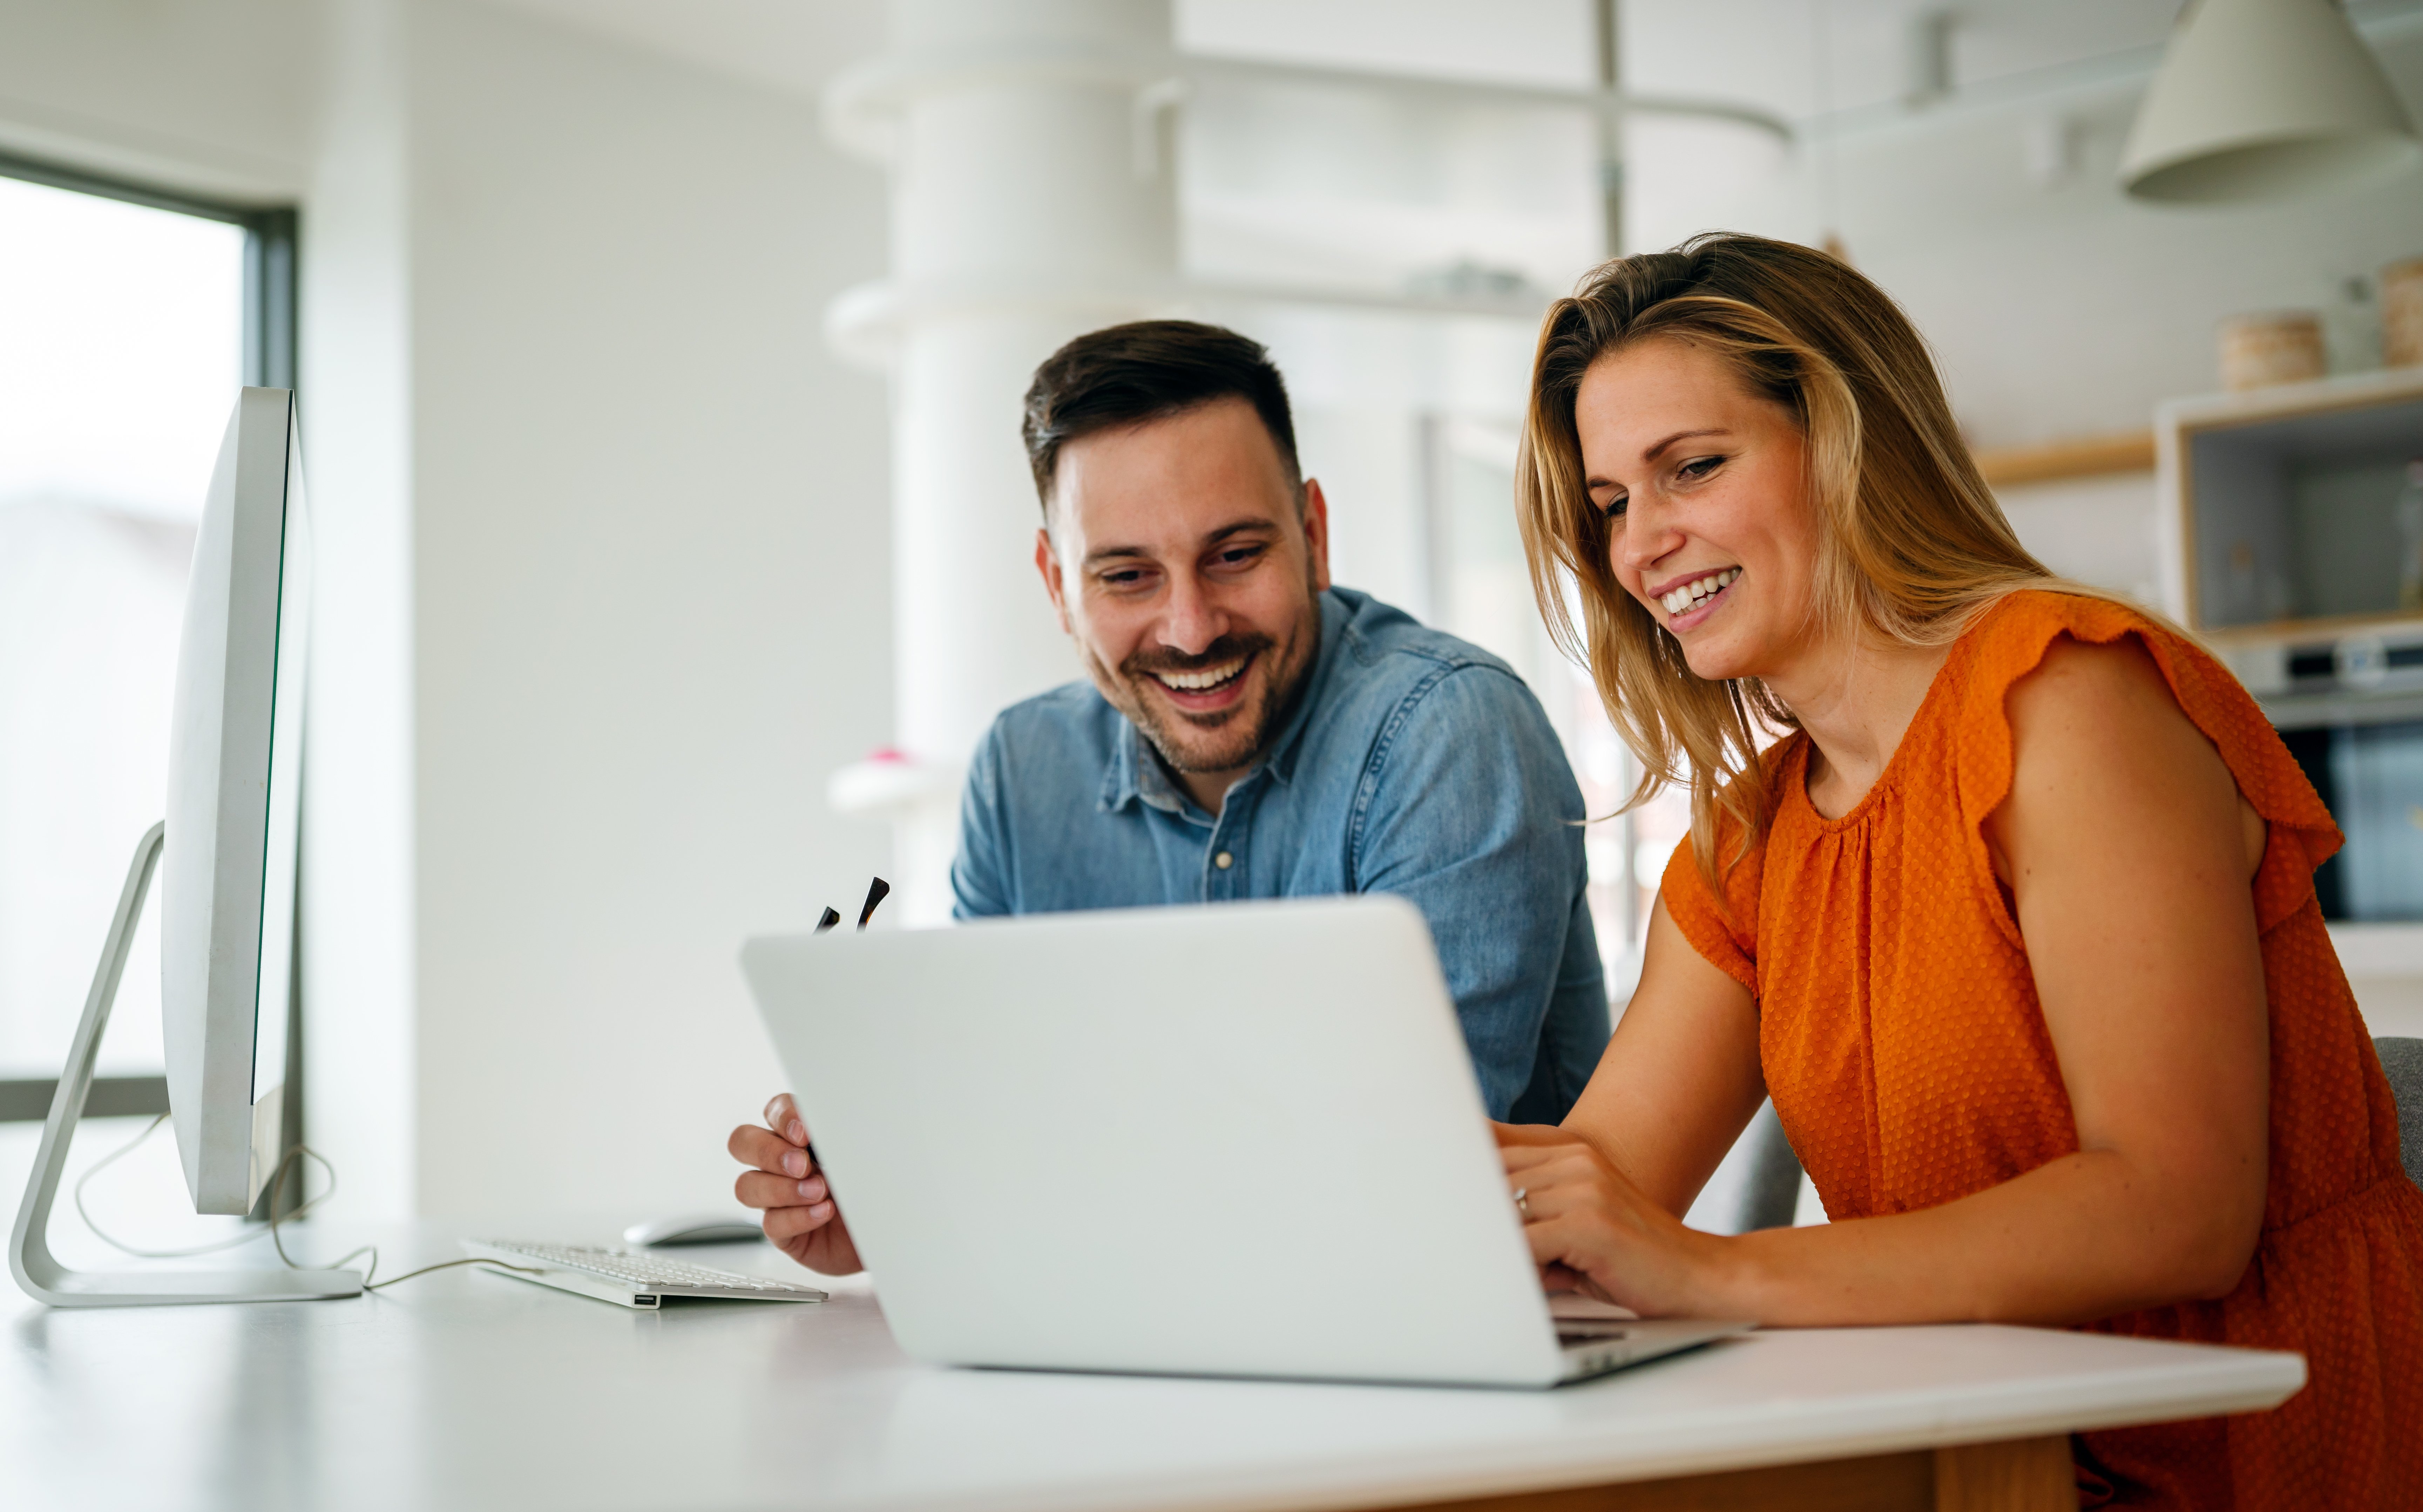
[1202,774,1263,901]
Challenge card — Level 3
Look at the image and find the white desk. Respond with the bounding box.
[2,1222,2302,1512]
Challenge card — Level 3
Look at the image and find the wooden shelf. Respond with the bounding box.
[1973,431,2155,488]
[2200,610,2423,646]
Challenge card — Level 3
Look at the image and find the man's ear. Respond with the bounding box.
[1301,477,1333,594]
[1035,524,1074,636]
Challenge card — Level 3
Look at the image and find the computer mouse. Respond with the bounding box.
[622,1214,767,1247]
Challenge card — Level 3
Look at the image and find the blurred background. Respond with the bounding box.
[3,0,2421,1239]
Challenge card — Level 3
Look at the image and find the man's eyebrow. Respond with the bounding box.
[1201,519,1278,547]
[1081,518,1279,568]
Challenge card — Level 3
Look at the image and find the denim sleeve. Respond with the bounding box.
[1349,665,1602,1119]
[950,723,1013,920]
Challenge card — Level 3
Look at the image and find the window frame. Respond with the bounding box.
[0,150,302,1155]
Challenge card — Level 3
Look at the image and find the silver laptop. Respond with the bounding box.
[740,895,1748,1389]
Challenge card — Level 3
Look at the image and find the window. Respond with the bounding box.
[0,152,295,1124]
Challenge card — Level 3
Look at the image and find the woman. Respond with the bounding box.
[1504,233,2423,1508]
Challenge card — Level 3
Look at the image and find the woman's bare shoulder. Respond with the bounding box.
[2004,629,2179,731]
[1990,630,2252,879]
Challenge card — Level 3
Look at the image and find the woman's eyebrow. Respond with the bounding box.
[1642,427,1729,463]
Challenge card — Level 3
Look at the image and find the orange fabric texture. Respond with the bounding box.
[1660,591,2423,1510]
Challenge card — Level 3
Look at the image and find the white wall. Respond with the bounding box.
[0,0,899,1224]
[300,0,422,1224]
[397,0,893,1219]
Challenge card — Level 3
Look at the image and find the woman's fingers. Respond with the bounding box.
[1504,1149,1608,1207]
[1501,1138,1595,1177]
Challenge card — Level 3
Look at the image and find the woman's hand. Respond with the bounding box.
[728,1093,864,1276]
[1496,1123,1731,1319]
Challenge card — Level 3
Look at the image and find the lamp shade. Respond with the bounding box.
[2120,0,2421,203]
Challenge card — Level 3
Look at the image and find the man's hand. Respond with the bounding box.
[729,1093,863,1275]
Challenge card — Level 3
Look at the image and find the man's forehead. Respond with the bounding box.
[1049,407,1300,550]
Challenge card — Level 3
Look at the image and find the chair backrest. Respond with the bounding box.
[2378,1037,2423,1192]
[1736,1100,1806,1232]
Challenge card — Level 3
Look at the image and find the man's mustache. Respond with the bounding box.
[1122,634,1274,681]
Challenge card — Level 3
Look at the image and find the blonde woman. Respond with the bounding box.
[1505,233,2422,1508]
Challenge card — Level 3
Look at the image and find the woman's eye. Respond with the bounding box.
[1598,493,1628,520]
[1677,456,1724,482]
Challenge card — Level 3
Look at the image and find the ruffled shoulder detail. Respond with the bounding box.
[1946,590,2341,935]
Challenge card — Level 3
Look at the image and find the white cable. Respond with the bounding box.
[72,1112,333,1260]
[73,1118,538,1292]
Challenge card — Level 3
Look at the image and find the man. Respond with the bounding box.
[733,321,1606,1272]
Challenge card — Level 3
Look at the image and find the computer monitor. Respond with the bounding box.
[164,386,310,1216]
[9,388,360,1306]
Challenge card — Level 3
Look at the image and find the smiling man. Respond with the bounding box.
[951,320,1608,1121]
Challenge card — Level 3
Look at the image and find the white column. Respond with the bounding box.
[825,0,1180,922]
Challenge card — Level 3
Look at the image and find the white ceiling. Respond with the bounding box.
[469,1,2199,117]
[471,1,2423,125]
[476,0,883,100]
[468,0,2423,305]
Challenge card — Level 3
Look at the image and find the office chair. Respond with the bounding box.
[1735,1100,1807,1232]
[2378,1037,2423,1192]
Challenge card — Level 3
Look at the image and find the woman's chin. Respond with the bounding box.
[1678,638,1755,684]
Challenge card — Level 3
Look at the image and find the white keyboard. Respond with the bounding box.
[462,1239,828,1311]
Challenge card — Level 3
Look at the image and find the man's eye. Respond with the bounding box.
[1101,570,1148,587]
[1214,546,1265,568]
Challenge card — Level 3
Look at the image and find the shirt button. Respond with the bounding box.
[1214,851,1234,870]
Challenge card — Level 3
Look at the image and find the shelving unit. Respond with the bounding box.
[2159,366,2423,658]
[2157,367,2423,926]
[1972,431,2154,488]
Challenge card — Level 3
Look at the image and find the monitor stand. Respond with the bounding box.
[8,823,362,1307]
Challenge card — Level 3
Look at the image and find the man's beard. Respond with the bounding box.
[1094,624,1316,778]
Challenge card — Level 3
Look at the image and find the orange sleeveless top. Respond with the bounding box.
[1662,591,2423,1510]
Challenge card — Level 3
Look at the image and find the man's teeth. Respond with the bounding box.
[1156,659,1245,692]
[1660,568,1740,616]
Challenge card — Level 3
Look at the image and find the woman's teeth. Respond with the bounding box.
[1155,658,1245,692]
[1660,568,1740,616]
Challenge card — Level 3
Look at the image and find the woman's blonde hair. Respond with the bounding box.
[1515,232,2056,894]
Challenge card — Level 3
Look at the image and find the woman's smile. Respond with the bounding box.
[1648,567,1741,629]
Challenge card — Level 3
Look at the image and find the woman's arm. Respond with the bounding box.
[1512,896,1767,1218]
[1510,635,2272,1324]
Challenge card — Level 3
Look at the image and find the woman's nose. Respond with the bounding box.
[1618,500,1684,573]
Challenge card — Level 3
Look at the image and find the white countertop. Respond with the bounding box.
[1,1222,2304,1512]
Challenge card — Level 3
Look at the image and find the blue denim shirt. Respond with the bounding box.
[951,586,1609,1121]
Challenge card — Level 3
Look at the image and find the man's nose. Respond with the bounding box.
[1157,570,1228,656]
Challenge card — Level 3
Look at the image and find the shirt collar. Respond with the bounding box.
[1095,589,1348,815]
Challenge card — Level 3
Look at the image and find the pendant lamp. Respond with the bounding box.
[2120,0,2421,203]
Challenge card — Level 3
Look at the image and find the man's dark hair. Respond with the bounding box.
[1021,320,1300,511]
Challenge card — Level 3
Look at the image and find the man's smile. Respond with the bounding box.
[1151,656,1247,692]
[1144,650,1257,716]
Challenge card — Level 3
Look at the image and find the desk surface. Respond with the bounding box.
[2,1223,2302,1512]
